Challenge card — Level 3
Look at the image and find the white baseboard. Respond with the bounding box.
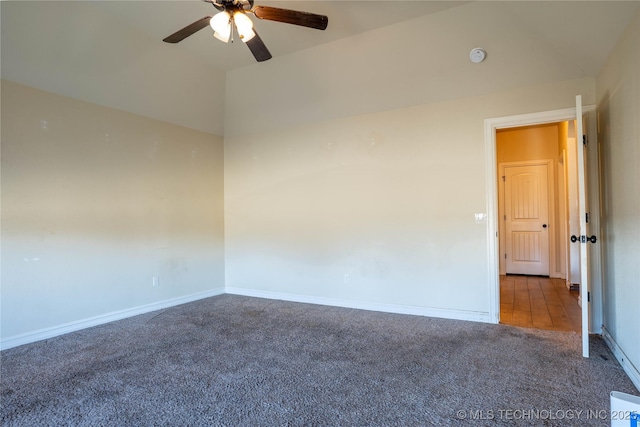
[602,325,640,391]
[1,287,489,351]
[0,288,225,351]
[225,287,492,323]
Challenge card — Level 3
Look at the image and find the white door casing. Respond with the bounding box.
[503,163,551,276]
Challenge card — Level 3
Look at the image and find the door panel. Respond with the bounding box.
[512,232,542,263]
[505,165,550,275]
[576,95,590,358]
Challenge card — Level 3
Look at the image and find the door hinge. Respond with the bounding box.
[586,212,589,223]
[505,253,507,259]
[502,176,505,182]
[583,135,587,146]
[588,291,591,302]
[504,214,506,221]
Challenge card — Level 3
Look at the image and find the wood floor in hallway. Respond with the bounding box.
[500,275,581,332]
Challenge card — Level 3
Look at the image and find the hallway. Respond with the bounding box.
[500,275,581,332]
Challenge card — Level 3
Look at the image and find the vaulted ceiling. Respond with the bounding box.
[97,1,471,72]
[2,1,639,136]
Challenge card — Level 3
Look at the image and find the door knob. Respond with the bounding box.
[542,224,548,228]
[571,235,598,243]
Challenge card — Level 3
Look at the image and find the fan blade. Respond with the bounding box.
[252,6,328,30]
[246,31,272,62]
[163,16,212,43]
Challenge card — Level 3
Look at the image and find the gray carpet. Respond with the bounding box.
[1,294,637,426]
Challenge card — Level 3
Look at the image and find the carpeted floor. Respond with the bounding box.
[1,294,638,426]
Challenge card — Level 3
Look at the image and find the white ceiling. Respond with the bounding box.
[2,1,639,136]
[94,1,471,72]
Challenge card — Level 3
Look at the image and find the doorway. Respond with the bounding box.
[484,103,602,353]
[495,121,578,331]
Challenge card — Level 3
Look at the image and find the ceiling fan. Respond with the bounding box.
[163,0,328,62]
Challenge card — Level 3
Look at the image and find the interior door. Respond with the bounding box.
[504,164,550,276]
[575,95,590,358]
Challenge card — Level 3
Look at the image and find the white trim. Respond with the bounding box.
[602,326,640,391]
[0,288,225,351]
[485,121,500,324]
[226,287,492,323]
[484,105,595,327]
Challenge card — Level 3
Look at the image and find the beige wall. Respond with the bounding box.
[1,81,225,342]
[596,10,640,386]
[558,121,569,155]
[222,0,599,322]
[496,123,560,164]
[224,77,595,319]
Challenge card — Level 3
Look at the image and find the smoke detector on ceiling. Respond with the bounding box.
[469,48,487,63]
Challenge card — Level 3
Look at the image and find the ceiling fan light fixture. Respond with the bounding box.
[163,3,328,62]
[233,12,256,42]
[213,29,231,43]
[210,12,231,42]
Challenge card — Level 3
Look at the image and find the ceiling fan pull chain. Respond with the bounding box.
[230,18,235,43]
